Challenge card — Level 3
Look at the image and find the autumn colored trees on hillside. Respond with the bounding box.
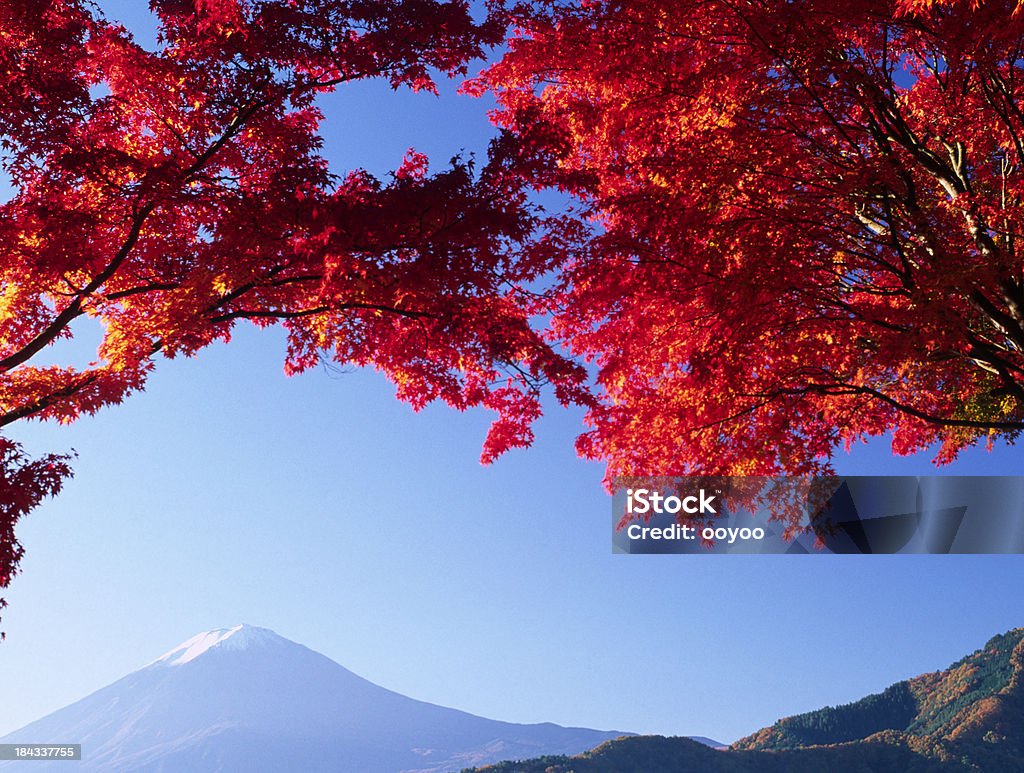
[5,0,1024,597]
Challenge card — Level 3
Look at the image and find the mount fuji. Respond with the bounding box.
[0,625,628,772]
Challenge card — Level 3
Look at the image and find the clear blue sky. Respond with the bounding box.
[1,1,1023,747]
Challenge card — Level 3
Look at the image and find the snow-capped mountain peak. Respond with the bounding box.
[150,624,279,666]
[2,625,631,772]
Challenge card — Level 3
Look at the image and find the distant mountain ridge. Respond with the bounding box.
[0,625,630,772]
[466,628,1024,772]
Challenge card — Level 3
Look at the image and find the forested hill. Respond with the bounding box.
[734,628,1024,766]
[464,629,1024,773]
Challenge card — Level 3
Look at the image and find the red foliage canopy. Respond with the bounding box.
[0,0,589,603]
[9,0,1024,600]
[481,0,1024,478]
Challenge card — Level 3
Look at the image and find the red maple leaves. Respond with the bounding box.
[6,0,1024,609]
[0,0,587,608]
[0,0,586,446]
[482,0,1024,478]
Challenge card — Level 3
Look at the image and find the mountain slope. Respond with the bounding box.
[0,625,628,773]
[466,628,1024,773]
[734,628,1024,768]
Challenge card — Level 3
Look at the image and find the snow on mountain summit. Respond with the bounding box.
[150,624,281,666]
